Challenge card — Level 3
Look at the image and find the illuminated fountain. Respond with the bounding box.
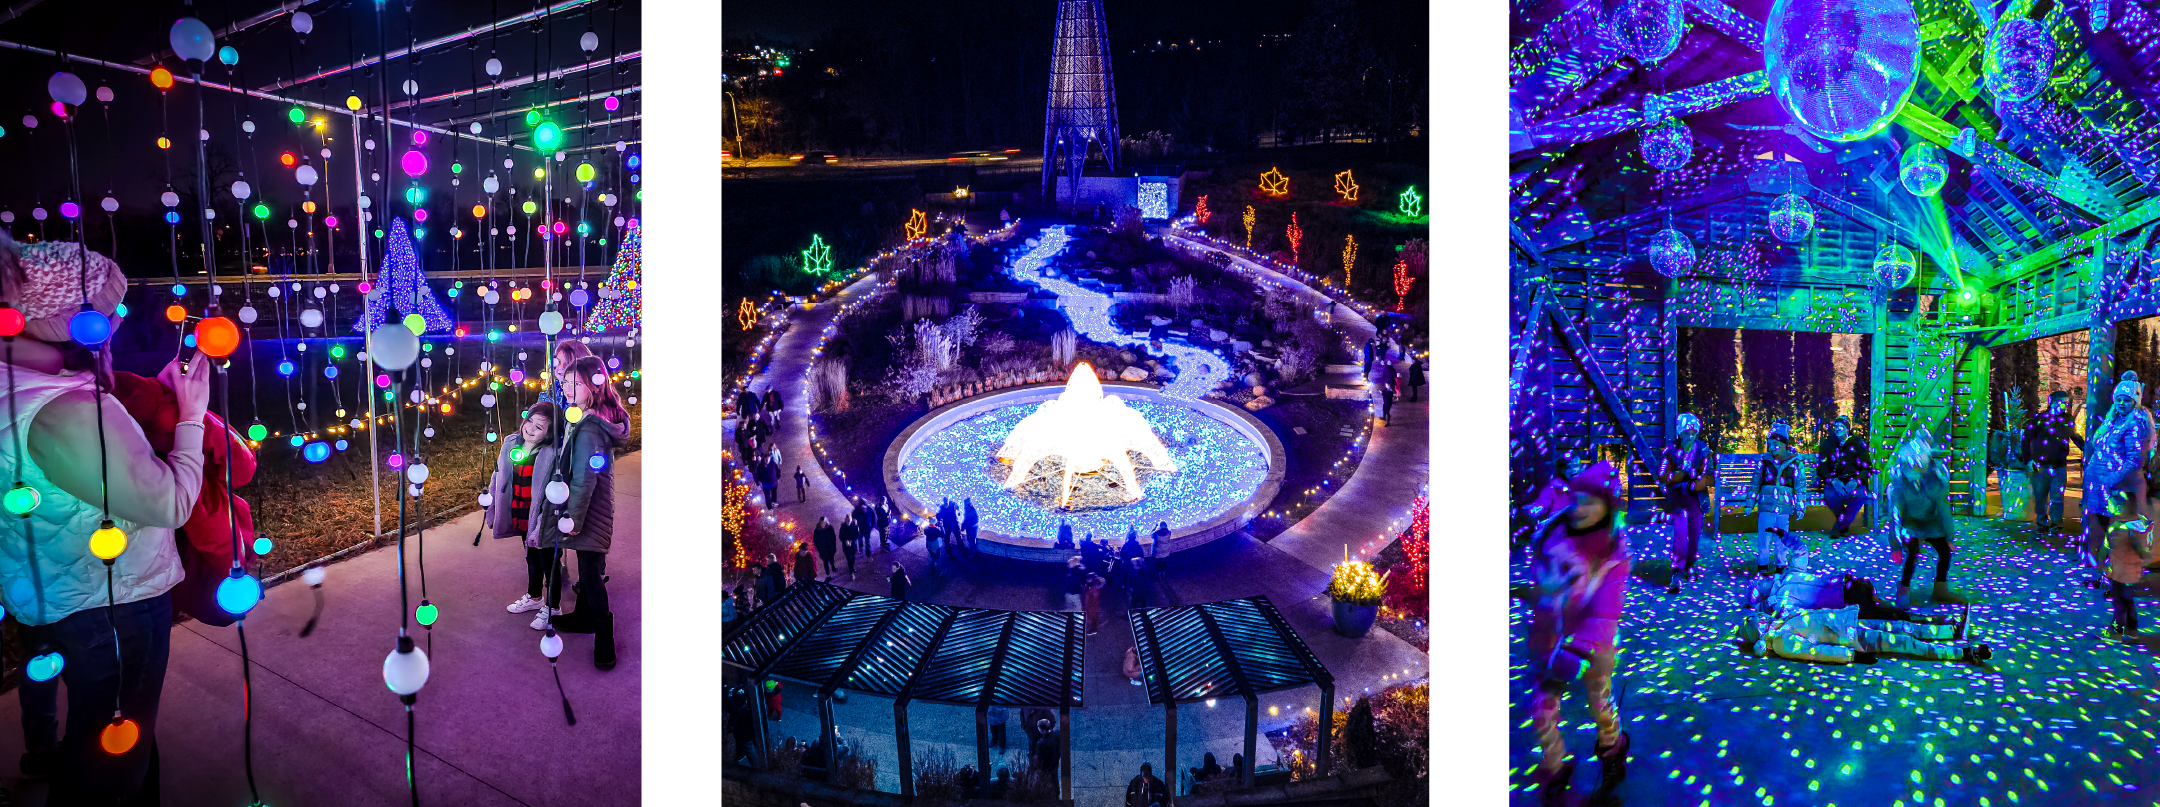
[997,363,1178,508]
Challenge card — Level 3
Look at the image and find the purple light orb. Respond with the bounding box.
[401,150,428,177]
[413,209,429,223]
[604,95,619,113]
[411,130,428,146]
[510,369,526,384]
[376,374,391,388]
[58,202,79,219]
[324,215,339,228]
[626,217,640,230]
[387,453,405,469]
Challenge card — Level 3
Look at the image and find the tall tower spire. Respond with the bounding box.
[1042,0,1120,206]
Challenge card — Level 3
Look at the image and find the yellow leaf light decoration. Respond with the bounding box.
[1334,170,1359,202]
[1258,167,1289,197]
[738,298,757,331]
[905,208,928,241]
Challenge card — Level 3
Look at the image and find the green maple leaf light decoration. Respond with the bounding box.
[1399,186,1422,218]
[802,234,833,275]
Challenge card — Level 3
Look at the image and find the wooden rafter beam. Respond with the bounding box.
[1544,302,1662,474]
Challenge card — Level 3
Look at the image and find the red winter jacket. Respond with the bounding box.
[109,371,256,554]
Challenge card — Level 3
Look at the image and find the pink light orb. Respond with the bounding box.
[411,130,428,145]
[59,202,79,219]
[626,217,640,230]
[510,369,526,384]
[604,96,619,113]
[357,281,372,293]
[49,102,67,119]
[387,453,405,469]
[376,374,391,388]
[412,208,428,223]
[400,150,428,176]
[540,279,555,290]
[324,215,339,228]
[552,220,568,234]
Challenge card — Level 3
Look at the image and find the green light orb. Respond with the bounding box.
[252,203,270,219]
[576,163,596,183]
[415,602,438,626]
[3,485,38,516]
[329,345,346,359]
[246,423,268,441]
[451,162,463,175]
[288,106,306,124]
[522,200,538,215]
[403,313,428,335]
[533,121,564,153]
[525,109,541,127]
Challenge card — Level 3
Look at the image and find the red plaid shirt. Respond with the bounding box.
[510,454,537,534]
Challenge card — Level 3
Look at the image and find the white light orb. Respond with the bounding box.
[382,644,430,695]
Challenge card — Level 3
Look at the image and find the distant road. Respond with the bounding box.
[722,154,1044,181]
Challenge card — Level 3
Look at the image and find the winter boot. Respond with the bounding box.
[1592,731,1629,794]
[594,612,618,670]
[1538,760,1575,806]
[1961,644,1992,663]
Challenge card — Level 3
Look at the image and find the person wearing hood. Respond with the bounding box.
[962,497,980,551]
[1753,422,1805,576]
[812,515,839,578]
[2023,390,2083,537]
[2084,374,2155,640]
[1890,429,1966,606]
[1151,521,1172,574]
[1817,415,1873,538]
[547,356,633,668]
[492,401,566,628]
[1659,413,1713,593]
[838,514,860,575]
[1527,461,1631,802]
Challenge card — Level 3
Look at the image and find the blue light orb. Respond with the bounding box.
[1764,0,1920,142]
[1647,227,1696,277]
[289,435,304,447]
[171,284,187,296]
[68,308,111,346]
[115,303,126,318]
[323,365,339,380]
[164,211,180,225]
[277,360,296,376]
[216,572,262,615]
[252,536,272,555]
[1640,118,1692,171]
[25,652,62,682]
[335,439,349,451]
[1874,243,1917,290]
[182,334,196,349]
[588,452,608,471]
[1606,0,1686,63]
[1898,142,1947,197]
[1985,17,2054,103]
[302,441,332,463]
[1768,192,1816,243]
[626,154,640,169]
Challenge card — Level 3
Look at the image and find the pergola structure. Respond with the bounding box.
[723,581,1085,799]
[1129,596,1335,803]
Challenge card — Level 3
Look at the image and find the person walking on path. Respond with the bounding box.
[962,497,980,552]
[1032,719,1061,784]
[1083,573,1108,635]
[839,516,860,576]
[546,355,632,669]
[756,459,780,507]
[795,466,809,503]
[490,401,564,628]
[889,563,912,601]
[988,705,1009,754]
[1152,522,1172,575]
[1405,356,1426,402]
[761,553,786,602]
[2023,390,2083,538]
[1065,556,1087,609]
[813,516,839,578]
[795,542,819,586]
[1119,528,1144,584]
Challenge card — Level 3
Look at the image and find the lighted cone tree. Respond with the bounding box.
[585,225,643,332]
[355,218,453,334]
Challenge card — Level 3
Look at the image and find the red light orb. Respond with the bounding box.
[0,307,24,338]
[195,316,240,358]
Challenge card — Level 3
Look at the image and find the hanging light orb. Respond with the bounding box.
[1606,0,1686,63]
[1898,142,1948,197]
[89,520,128,560]
[3,484,38,516]
[100,718,140,755]
[292,11,313,34]
[533,121,564,153]
[149,67,175,91]
[168,17,216,63]
[1764,0,1920,142]
[1874,243,1917,289]
[69,308,112,347]
[1768,192,1816,242]
[1985,17,2055,103]
[1641,118,1692,170]
[195,316,240,358]
[383,639,431,695]
[1647,227,1696,278]
[216,570,262,615]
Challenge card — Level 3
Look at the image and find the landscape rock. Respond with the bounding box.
[1120,366,1151,382]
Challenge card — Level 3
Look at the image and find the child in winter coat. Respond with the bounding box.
[1753,422,1804,575]
[1890,430,1965,606]
[545,357,632,669]
[1659,414,1713,592]
[1527,461,1630,802]
[489,401,562,628]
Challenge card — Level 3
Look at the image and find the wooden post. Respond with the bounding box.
[1242,695,1259,789]
[1165,701,1178,807]
[896,699,914,797]
[1317,684,1334,777]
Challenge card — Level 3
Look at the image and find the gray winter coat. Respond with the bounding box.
[487,434,559,548]
[545,412,631,554]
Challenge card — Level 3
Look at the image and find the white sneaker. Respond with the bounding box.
[530,606,562,630]
[508,594,544,614]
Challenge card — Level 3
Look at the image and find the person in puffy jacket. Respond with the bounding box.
[1753,422,1804,575]
[1660,413,1713,592]
[0,236,210,803]
[1527,461,1630,802]
[543,356,631,669]
[2085,374,2155,640]
[489,401,563,628]
[1890,430,1966,606]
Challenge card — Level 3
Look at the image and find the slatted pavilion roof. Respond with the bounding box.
[722,581,1084,708]
[1128,596,1331,706]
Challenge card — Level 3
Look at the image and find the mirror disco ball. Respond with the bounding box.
[1874,243,1917,290]
[1607,0,1687,63]
[1985,17,2055,103]
[1764,0,1921,142]
[1768,192,1817,243]
[1648,227,1697,277]
[1640,118,1693,170]
[1899,142,1948,197]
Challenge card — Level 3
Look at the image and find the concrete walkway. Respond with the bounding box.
[0,454,644,807]
[738,224,1427,806]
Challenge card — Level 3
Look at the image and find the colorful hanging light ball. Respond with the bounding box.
[1764,0,1919,142]
[1647,227,1696,278]
[416,600,439,626]
[1874,243,1917,289]
[0,307,21,338]
[89,521,128,561]
[533,121,564,153]
[69,308,111,347]
[1898,142,1948,197]
[246,423,268,442]
[302,441,331,463]
[99,718,139,755]
[3,484,38,516]
[194,316,240,358]
[25,652,62,682]
[1606,0,1686,63]
[216,570,262,616]
[401,150,428,177]
[1640,118,1692,170]
[1767,192,1816,243]
[1985,17,2055,103]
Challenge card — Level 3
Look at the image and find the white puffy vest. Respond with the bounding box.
[0,369,180,626]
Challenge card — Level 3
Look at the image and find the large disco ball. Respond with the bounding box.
[1874,243,1916,289]
[1985,17,2055,103]
[1607,0,1687,64]
[1898,142,1948,197]
[1648,227,1697,277]
[1764,0,1921,143]
[1768,192,1817,242]
[1641,118,1693,170]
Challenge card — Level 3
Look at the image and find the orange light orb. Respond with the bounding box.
[149,67,175,91]
[195,317,240,358]
[440,404,452,414]
[279,152,297,168]
[100,718,139,755]
[156,136,172,150]
[164,305,186,323]
[302,201,317,214]
[471,204,486,219]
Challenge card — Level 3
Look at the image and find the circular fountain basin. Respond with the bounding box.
[884,380,1286,562]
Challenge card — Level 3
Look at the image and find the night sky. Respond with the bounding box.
[722,0,1322,47]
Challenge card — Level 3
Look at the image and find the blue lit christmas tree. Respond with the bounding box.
[355,218,453,334]
[585,224,642,332]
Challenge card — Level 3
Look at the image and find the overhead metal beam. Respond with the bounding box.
[435,87,640,128]
[388,52,639,114]
[135,0,321,65]
[257,0,602,93]
[0,0,48,26]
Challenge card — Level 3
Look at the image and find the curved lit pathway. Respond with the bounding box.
[738,223,1427,805]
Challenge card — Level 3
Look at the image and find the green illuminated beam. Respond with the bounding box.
[1992,195,2160,286]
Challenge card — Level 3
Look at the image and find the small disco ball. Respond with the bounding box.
[1874,243,1917,290]
[1985,17,2054,103]
[1606,0,1686,64]
[1767,192,1816,243]
[1648,227,1697,277]
[1640,118,1693,171]
[1764,0,1919,142]
[1898,142,1948,197]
